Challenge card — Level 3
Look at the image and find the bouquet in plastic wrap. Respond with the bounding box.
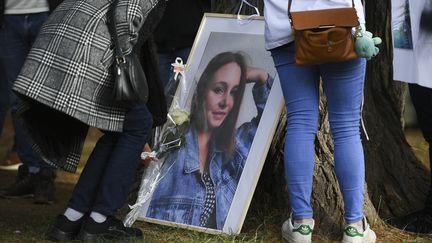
[124,57,191,227]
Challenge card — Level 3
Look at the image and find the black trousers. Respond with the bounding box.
[409,83,432,207]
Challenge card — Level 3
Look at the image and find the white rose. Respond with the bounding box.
[169,109,190,126]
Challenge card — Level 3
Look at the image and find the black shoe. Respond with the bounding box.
[34,168,56,204]
[0,164,35,199]
[77,216,143,241]
[388,209,432,233]
[47,215,85,241]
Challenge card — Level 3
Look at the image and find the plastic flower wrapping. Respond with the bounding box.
[124,57,191,227]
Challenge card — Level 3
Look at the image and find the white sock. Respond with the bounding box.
[293,220,313,228]
[90,211,107,223]
[293,219,314,228]
[64,208,84,221]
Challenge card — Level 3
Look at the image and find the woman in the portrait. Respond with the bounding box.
[146,51,272,229]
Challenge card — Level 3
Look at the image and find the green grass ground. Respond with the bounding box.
[1,115,431,242]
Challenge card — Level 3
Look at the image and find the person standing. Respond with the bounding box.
[263,0,377,242]
[154,0,210,105]
[0,0,62,204]
[11,0,167,241]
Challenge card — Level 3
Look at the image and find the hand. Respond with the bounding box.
[246,67,268,85]
[355,31,382,60]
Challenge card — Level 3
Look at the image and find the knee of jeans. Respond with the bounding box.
[331,123,361,142]
[286,114,319,136]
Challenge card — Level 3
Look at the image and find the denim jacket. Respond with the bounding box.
[146,76,273,229]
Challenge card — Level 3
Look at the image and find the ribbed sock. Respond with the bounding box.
[90,211,107,223]
[64,208,84,221]
[28,166,40,174]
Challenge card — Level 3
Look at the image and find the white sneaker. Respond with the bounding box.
[281,217,314,243]
[342,217,376,243]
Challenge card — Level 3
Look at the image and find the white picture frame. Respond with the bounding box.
[137,13,284,235]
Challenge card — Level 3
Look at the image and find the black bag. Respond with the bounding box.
[109,0,149,104]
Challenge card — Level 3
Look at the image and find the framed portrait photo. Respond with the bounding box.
[137,13,284,235]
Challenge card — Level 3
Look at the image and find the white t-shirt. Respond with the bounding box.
[264,0,366,50]
[5,0,49,15]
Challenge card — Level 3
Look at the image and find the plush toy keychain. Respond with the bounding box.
[354,27,382,60]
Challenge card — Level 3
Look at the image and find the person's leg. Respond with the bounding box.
[0,13,56,200]
[91,103,153,216]
[321,58,375,242]
[272,43,320,221]
[73,103,152,241]
[0,12,56,201]
[321,58,366,225]
[0,64,9,137]
[48,129,119,241]
[9,12,52,172]
[393,83,432,233]
[409,83,432,200]
[0,62,21,171]
[66,131,119,214]
[50,104,152,241]
[271,43,319,242]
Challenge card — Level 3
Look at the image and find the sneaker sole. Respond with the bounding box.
[342,230,376,243]
[281,229,312,243]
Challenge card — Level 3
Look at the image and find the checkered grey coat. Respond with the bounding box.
[13,0,161,172]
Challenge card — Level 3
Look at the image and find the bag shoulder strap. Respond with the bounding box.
[107,0,124,60]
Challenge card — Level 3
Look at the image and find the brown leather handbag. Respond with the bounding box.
[288,0,360,65]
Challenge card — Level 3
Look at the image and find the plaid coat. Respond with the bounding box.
[13,0,162,172]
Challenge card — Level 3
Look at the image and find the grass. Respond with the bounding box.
[1,117,432,242]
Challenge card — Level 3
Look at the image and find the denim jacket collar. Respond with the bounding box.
[183,127,200,173]
[183,127,224,174]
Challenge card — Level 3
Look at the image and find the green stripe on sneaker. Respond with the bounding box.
[344,226,364,237]
[293,225,313,235]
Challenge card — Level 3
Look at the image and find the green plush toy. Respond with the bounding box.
[354,30,382,60]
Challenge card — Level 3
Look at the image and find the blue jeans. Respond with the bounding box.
[68,103,153,216]
[0,13,53,171]
[271,43,366,224]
